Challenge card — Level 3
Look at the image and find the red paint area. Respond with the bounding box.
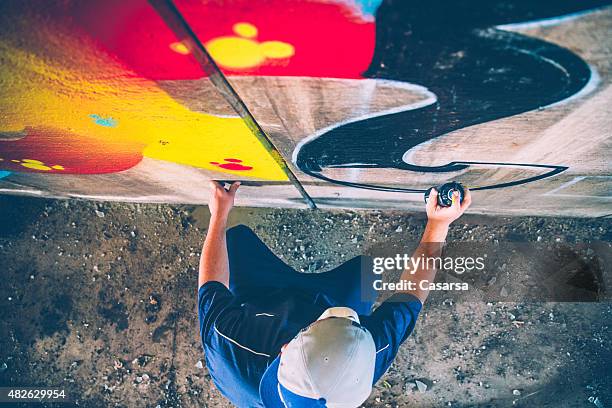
[73,0,375,80]
[0,127,144,174]
[210,158,253,171]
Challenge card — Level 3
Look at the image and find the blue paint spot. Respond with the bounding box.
[352,0,383,18]
[89,114,118,128]
[0,171,11,179]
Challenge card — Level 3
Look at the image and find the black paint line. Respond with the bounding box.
[295,1,595,193]
[289,80,437,164]
[212,180,294,187]
[301,161,567,193]
[147,0,316,209]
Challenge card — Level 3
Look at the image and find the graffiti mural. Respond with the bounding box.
[0,0,610,216]
[0,0,288,180]
[72,0,378,79]
[294,1,601,192]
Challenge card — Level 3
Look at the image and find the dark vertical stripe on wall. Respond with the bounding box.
[148,0,317,208]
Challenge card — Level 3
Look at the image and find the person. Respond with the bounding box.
[198,181,471,407]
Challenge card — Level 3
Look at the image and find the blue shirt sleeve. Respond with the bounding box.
[197,282,270,407]
[360,293,423,383]
[198,281,235,343]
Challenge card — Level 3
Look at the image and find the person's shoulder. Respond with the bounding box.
[199,280,233,300]
[198,281,236,324]
[359,293,423,332]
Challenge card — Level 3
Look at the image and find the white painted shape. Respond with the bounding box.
[291,79,437,165]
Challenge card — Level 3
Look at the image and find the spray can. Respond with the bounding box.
[424,182,465,207]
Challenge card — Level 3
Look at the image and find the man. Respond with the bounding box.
[198,181,471,407]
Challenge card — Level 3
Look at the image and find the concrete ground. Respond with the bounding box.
[0,195,610,408]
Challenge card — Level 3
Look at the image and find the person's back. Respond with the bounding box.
[198,181,470,407]
[200,284,336,406]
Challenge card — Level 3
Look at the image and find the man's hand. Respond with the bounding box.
[422,187,471,243]
[426,187,472,228]
[208,181,240,220]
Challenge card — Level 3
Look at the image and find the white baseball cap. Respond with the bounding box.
[260,307,376,407]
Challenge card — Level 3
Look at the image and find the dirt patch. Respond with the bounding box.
[0,196,610,407]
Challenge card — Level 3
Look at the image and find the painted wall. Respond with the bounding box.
[0,0,288,180]
[0,0,610,216]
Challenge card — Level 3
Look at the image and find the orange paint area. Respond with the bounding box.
[0,128,143,174]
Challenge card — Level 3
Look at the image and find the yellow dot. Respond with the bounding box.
[233,22,258,39]
[22,159,44,164]
[169,42,190,55]
[260,41,295,59]
[206,37,265,69]
[51,165,65,170]
[21,163,52,171]
[11,159,19,163]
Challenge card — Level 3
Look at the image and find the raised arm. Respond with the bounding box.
[400,187,472,303]
[198,181,240,289]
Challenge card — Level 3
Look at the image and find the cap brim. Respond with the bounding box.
[260,355,284,408]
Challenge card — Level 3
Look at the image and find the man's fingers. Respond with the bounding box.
[209,180,221,191]
[451,191,461,211]
[229,181,241,194]
[461,188,472,211]
[426,188,438,213]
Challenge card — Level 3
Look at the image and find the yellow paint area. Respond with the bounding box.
[169,41,190,55]
[259,41,295,59]
[233,22,258,38]
[11,159,65,171]
[205,22,295,69]
[0,29,288,180]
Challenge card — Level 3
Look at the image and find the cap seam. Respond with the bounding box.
[325,324,361,397]
[298,333,320,397]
